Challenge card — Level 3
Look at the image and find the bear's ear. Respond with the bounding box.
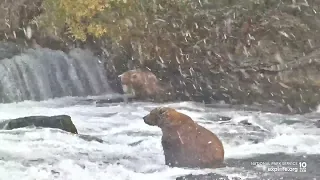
[158,107,168,115]
[154,107,170,127]
[163,109,189,127]
[131,74,138,79]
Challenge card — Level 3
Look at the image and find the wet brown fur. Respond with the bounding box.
[119,69,164,98]
[143,107,225,168]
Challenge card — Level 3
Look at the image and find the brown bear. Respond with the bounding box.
[118,69,172,101]
[143,107,225,169]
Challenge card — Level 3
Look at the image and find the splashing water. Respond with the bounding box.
[0,95,319,180]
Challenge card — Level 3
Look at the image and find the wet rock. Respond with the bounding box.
[315,120,320,128]
[201,114,231,125]
[239,120,252,126]
[95,96,135,105]
[78,134,104,143]
[176,173,241,180]
[0,115,78,134]
[84,94,136,106]
[0,42,25,60]
[217,115,232,122]
[128,140,144,146]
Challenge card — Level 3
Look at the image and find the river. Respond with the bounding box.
[0,95,319,180]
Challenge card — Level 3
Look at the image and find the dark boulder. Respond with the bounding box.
[0,115,78,134]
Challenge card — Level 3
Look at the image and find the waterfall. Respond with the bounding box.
[0,47,111,103]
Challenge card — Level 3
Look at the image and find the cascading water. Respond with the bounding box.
[0,47,111,103]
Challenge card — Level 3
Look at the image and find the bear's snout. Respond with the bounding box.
[143,115,148,123]
[143,115,155,126]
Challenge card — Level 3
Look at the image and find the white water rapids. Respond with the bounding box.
[0,95,319,180]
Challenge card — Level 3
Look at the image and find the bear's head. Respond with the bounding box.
[118,69,159,97]
[143,107,194,128]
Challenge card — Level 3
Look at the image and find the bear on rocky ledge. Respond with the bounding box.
[118,69,173,102]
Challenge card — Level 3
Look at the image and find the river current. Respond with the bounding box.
[0,94,319,180]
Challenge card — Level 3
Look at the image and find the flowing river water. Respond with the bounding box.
[0,95,319,180]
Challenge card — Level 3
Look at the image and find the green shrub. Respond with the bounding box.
[37,0,187,41]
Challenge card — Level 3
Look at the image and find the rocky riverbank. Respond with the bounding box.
[2,0,320,114]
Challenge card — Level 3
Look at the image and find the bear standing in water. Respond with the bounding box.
[143,107,225,168]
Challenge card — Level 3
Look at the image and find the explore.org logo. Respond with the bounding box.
[268,166,299,173]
